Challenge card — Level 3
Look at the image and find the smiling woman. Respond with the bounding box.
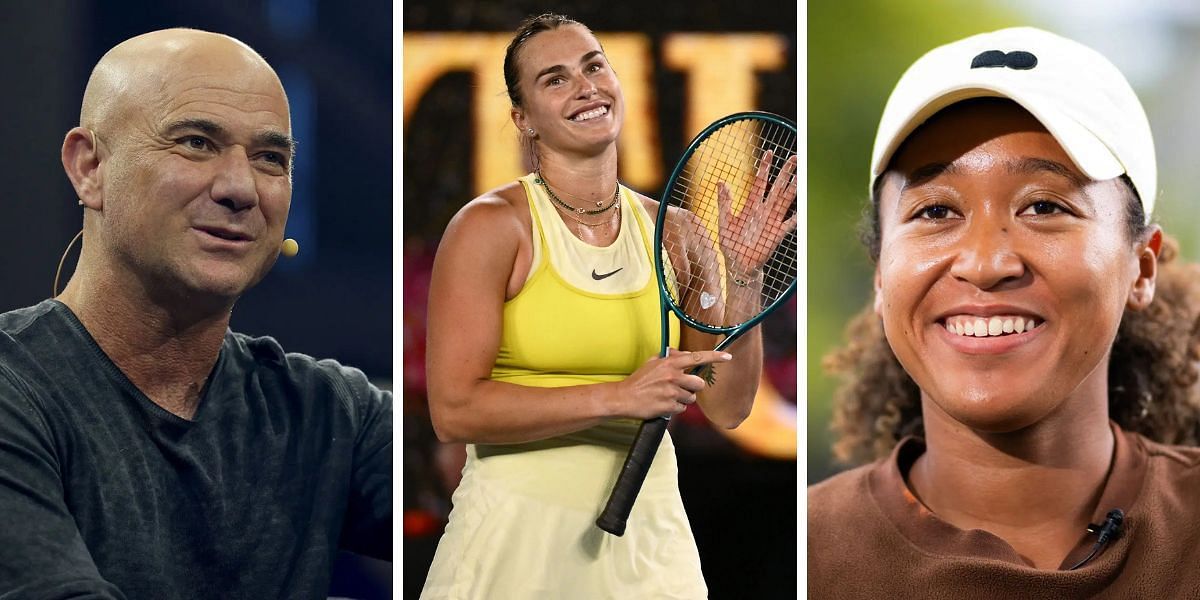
[420,12,783,599]
[876,100,1157,433]
[809,27,1200,597]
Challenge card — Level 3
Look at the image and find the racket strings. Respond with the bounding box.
[661,117,797,329]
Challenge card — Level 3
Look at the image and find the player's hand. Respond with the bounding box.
[612,348,733,419]
[716,150,798,275]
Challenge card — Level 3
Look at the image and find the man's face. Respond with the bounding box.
[874,100,1146,433]
[98,46,293,302]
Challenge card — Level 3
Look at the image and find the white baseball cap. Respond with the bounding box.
[870,27,1157,221]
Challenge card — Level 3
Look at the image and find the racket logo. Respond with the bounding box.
[591,267,623,280]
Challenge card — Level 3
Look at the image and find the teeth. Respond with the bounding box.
[572,105,608,121]
[943,314,1042,338]
[988,317,1002,336]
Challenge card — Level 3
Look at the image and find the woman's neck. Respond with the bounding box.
[908,389,1115,569]
[535,146,619,202]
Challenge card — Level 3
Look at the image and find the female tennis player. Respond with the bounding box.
[809,27,1200,597]
[421,13,793,598]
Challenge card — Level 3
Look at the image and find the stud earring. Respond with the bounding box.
[527,128,536,136]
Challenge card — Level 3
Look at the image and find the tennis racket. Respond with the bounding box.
[596,111,798,536]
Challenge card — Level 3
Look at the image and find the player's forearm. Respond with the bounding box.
[697,328,762,429]
[428,378,623,444]
[724,267,765,324]
[692,271,764,428]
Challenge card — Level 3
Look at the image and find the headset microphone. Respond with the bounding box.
[280,238,299,258]
[54,232,302,298]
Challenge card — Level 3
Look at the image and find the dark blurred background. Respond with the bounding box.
[403,1,797,598]
[809,0,1200,484]
[0,1,390,597]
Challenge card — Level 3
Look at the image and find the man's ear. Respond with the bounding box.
[62,127,103,210]
[1127,226,1162,311]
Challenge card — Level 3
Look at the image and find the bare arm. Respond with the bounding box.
[683,276,763,429]
[674,215,763,430]
[649,202,760,430]
[425,192,731,444]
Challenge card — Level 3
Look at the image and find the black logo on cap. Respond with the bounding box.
[970,50,1038,70]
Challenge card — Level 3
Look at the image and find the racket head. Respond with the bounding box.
[653,111,798,337]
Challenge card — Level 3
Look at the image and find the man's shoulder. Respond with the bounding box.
[0,300,78,384]
[223,330,386,404]
[222,330,390,441]
[225,330,363,376]
[0,302,79,439]
[0,300,61,340]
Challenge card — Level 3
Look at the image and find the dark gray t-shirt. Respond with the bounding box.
[0,300,391,599]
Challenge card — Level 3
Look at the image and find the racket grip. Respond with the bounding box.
[595,416,670,536]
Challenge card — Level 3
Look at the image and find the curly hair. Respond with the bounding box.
[824,151,1200,466]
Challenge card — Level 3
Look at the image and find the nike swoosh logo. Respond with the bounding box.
[591,267,623,280]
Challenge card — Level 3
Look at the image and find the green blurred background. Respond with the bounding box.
[807,0,1200,483]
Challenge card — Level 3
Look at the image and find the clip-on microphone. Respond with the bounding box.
[1068,509,1124,570]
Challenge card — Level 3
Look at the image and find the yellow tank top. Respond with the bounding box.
[484,173,680,449]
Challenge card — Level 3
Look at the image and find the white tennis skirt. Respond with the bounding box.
[420,432,708,599]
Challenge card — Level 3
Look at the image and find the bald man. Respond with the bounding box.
[0,29,391,598]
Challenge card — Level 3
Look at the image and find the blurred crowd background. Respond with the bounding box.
[403,1,797,597]
[0,1,390,597]
[809,0,1200,484]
